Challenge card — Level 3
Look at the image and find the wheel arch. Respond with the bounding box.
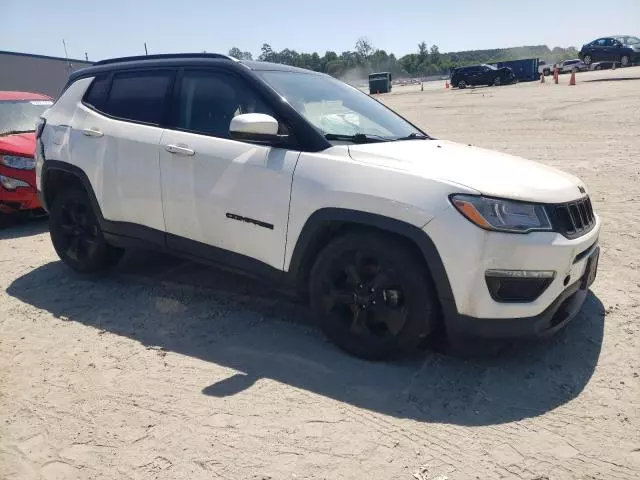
[41,160,104,222]
[285,208,457,318]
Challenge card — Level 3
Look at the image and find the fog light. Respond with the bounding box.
[0,175,30,191]
[485,269,555,303]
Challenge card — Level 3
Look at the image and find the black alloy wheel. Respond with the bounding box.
[310,232,437,360]
[49,188,123,273]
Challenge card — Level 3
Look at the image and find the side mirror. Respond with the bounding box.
[229,113,287,145]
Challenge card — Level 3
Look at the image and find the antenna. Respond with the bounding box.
[144,42,148,55]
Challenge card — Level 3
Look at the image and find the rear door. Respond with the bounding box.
[159,68,300,272]
[71,69,175,233]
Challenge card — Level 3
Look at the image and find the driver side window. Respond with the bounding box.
[175,70,282,139]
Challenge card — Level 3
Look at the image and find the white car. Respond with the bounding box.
[36,53,600,359]
[558,59,587,74]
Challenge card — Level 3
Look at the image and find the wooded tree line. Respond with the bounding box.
[228,39,579,80]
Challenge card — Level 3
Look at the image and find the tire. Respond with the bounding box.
[457,80,467,89]
[309,232,439,360]
[491,77,501,86]
[621,55,630,67]
[543,69,551,76]
[583,55,592,65]
[0,212,11,230]
[49,187,123,273]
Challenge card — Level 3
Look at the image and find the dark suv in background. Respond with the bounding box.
[450,64,516,89]
[579,36,640,67]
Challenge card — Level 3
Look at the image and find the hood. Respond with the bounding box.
[347,140,586,204]
[0,132,36,157]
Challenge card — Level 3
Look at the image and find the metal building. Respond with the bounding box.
[0,51,92,98]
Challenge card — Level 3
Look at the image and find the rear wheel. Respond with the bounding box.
[309,232,438,360]
[492,77,501,86]
[621,55,630,67]
[49,187,123,273]
[457,80,467,89]
[583,55,592,65]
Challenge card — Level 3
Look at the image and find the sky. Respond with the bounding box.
[3,0,639,61]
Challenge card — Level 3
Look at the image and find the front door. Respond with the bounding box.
[159,69,300,273]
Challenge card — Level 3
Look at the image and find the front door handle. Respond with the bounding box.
[165,144,195,156]
[82,127,103,137]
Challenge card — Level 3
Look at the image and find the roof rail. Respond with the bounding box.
[93,53,238,66]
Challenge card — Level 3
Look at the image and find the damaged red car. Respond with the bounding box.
[0,91,53,226]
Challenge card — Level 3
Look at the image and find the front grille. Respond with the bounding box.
[548,196,596,238]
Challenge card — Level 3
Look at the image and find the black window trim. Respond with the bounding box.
[166,66,301,150]
[80,67,178,128]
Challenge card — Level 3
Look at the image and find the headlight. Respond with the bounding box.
[0,175,30,190]
[0,155,36,170]
[451,194,552,233]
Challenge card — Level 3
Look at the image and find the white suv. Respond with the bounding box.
[36,53,600,359]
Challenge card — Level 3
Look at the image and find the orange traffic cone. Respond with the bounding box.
[554,67,559,84]
[569,71,576,86]
[445,81,449,89]
[540,73,545,84]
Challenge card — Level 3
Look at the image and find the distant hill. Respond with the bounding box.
[443,45,579,67]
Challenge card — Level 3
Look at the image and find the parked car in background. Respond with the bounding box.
[450,64,517,88]
[0,91,53,227]
[38,53,600,359]
[557,59,587,74]
[579,36,640,67]
[538,60,553,76]
[591,61,615,71]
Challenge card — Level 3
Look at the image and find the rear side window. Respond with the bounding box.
[101,70,173,125]
[83,75,110,110]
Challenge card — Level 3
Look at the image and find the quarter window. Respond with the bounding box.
[174,70,276,138]
[83,75,110,110]
[102,70,173,125]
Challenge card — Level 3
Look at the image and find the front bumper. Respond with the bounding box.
[446,247,597,339]
[424,202,601,332]
[0,166,41,214]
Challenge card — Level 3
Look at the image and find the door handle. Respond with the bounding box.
[165,144,195,156]
[82,127,103,137]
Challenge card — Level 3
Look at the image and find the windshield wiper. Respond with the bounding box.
[394,132,430,141]
[324,133,391,144]
[0,129,35,137]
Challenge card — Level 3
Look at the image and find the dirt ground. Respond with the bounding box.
[1,67,639,480]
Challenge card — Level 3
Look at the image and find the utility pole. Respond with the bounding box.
[62,39,72,71]
[144,42,148,55]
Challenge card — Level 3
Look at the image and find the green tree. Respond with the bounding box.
[429,45,441,66]
[228,47,252,60]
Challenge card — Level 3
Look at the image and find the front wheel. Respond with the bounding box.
[583,55,592,65]
[457,80,467,89]
[49,188,124,273]
[309,232,439,360]
[491,77,501,86]
[621,55,630,67]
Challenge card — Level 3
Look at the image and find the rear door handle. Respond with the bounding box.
[82,127,103,137]
[165,144,195,156]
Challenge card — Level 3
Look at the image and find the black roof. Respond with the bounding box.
[68,52,321,84]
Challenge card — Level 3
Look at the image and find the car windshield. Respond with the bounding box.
[258,70,425,143]
[615,36,640,45]
[0,99,52,136]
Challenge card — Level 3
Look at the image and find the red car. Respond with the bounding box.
[0,91,53,226]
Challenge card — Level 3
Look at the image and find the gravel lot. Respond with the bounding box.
[1,67,639,480]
